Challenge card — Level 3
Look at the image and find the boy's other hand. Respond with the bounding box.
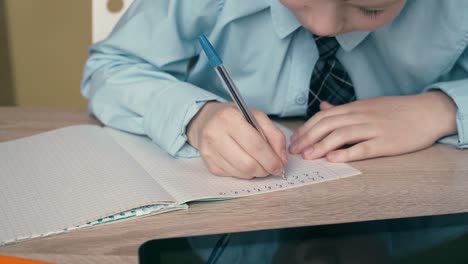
[289,91,457,162]
[187,102,288,179]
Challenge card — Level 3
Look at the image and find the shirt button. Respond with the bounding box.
[295,93,307,105]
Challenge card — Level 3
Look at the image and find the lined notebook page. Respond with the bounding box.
[105,125,361,204]
[0,125,174,245]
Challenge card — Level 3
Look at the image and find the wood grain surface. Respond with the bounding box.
[1,107,467,263]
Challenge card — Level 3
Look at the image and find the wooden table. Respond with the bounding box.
[1,107,468,263]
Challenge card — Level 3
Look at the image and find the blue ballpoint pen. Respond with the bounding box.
[198,34,286,180]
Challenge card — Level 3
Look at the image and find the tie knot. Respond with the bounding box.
[314,35,340,60]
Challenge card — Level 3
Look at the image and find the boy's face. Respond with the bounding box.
[280,0,406,36]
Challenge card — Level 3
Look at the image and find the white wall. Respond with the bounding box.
[92,0,134,43]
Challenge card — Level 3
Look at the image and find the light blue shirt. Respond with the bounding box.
[81,0,468,259]
[82,0,468,158]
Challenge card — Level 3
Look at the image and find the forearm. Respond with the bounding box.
[82,61,224,157]
[80,0,225,156]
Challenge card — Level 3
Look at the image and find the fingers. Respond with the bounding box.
[230,117,286,177]
[291,103,351,142]
[326,140,379,163]
[252,110,288,166]
[196,103,285,179]
[199,125,270,179]
[204,145,266,179]
[301,124,376,160]
[287,95,446,163]
[204,133,270,178]
[203,162,228,178]
[219,137,270,178]
[289,113,366,155]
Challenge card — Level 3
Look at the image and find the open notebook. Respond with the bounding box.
[0,125,361,245]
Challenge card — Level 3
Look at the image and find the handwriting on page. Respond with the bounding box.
[218,171,325,196]
[104,126,362,203]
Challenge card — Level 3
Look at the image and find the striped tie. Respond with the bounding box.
[307,35,356,118]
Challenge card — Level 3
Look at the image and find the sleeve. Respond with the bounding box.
[80,0,226,158]
[425,46,468,149]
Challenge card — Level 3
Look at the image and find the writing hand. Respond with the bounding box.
[187,102,288,179]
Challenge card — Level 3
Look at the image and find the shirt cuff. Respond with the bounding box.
[143,81,226,158]
[425,79,468,148]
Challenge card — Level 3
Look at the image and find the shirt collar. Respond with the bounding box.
[270,0,302,39]
[335,31,370,51]
[270,0,370,51]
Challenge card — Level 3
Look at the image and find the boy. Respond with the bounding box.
[82,0,468,262]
